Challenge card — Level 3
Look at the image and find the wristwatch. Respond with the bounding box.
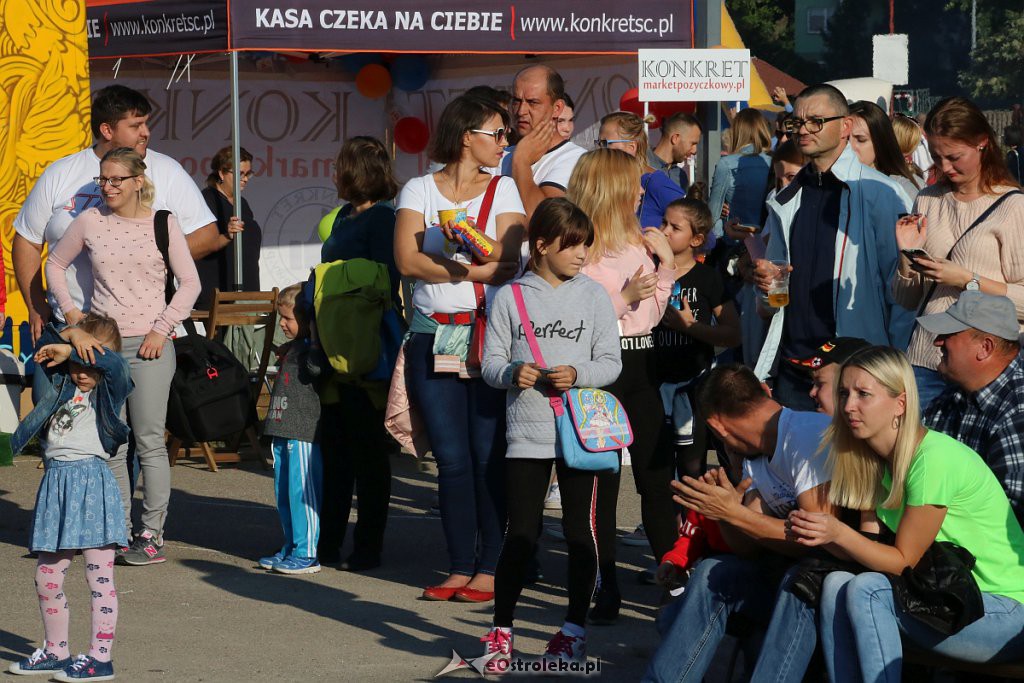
[965,273,981,291]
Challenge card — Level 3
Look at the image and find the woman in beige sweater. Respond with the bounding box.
[894,96,1024,407]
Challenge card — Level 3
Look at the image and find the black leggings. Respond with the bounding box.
[318,384,391,560]
[494,458,599,629]
[595,342,678,592]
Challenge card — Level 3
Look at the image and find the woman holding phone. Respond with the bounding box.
[893,96,1024,408]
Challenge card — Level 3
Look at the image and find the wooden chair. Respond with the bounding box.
[168,288,279,471]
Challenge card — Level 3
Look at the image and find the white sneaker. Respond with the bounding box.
[621,524,648,547]
[544,629,586,665]
[543,483,562,510]
[481,627,513,675]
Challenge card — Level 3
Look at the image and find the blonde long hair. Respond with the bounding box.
[100,147,155,207]
[825,346,922,511]
[730,108,772,155]
[566,148,642,261]
[892,114,925,177]
[600,111,650,175]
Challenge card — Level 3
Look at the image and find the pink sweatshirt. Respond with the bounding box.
[583,244,675,337]
[46,207,201,337]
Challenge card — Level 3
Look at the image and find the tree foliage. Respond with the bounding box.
[954,3,1024,102]
[726,0,823,83]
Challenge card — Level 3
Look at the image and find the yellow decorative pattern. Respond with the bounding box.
[0,0,91,358]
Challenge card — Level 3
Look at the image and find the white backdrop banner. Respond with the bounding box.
[90,58,636,291]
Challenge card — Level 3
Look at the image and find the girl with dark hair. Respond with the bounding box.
[478,197,621,670]
[316,136,400,571]
[894,96,1024,407]
[395,94,527,601]
[197,145,262,309]
[849,101,922,200]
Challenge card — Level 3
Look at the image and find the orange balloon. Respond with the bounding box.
[356,64,392,99]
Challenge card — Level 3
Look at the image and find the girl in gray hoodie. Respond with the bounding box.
[479,198,622,671]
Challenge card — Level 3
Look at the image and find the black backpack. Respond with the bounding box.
[154,210,254,443]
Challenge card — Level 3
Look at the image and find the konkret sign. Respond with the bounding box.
[638,48,751,102]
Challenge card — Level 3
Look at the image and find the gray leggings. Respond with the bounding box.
[105,335,176,538]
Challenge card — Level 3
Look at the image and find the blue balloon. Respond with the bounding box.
[390,55,430,92]
[340,52,383,74]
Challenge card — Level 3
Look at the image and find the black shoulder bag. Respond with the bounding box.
[154,211,254,443]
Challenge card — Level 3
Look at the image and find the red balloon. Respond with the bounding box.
[394,117,429,154]
[356,64,392,99]
[618,88,697,129]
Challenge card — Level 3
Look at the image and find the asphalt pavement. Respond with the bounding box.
[0,452,696,682]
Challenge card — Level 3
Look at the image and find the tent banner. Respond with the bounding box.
[230,0,692,53]
[86,0,229,59]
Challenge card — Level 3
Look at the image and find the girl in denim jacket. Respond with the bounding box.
[8,314,133,682]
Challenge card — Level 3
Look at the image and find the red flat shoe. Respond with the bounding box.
[422,585,460,601]
[452,587,495,603]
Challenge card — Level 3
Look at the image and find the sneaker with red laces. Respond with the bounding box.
[543,630,586,665]
[480,627,513,675]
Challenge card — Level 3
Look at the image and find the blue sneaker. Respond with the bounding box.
[272,556,321,575]
[8,648,71,675]
[258,548,289,570]
[54,655,114,681]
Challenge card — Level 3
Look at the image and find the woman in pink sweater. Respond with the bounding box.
[46,147,200,566]
[567,148,677,624]
[894,97,1024,408]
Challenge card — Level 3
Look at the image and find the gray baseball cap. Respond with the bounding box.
[916,290,1020,341]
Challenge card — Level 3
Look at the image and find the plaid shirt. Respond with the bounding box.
[924,353,1024,520]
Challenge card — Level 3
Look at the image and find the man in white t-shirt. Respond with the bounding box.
[645,364,835,682]
[13,85,221,341]
[500,65,586,218]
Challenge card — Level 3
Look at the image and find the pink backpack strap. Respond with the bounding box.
[511,283,564,417]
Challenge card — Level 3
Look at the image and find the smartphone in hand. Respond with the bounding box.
[900,248,933,261]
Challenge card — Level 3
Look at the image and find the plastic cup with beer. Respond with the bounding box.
[767,260,790,307]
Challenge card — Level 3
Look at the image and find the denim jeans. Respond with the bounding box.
[913,365,949,412]
[643,555,777,683]
[820,571,1024,683]
[749,565,819,683]
[405,332,506,576]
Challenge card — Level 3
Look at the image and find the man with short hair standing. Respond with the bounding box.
[501,65,586,217]
[753,83,913,410]
[919,291,1024,526]
[649,112,702,191]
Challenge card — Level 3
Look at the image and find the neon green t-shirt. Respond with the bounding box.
[878,429,1024,604]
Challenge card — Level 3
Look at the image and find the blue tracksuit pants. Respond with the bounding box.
[271,437,323,559]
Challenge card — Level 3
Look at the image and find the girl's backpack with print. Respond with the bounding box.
[511,283,632,472]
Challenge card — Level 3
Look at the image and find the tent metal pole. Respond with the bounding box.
[230,51,243,291]
[695,0,722,188]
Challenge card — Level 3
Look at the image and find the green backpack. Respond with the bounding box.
[312,259,391,378]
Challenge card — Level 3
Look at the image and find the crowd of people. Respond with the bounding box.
[6,63,1024,681]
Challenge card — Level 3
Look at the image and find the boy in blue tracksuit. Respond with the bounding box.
[260,283,323,575]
